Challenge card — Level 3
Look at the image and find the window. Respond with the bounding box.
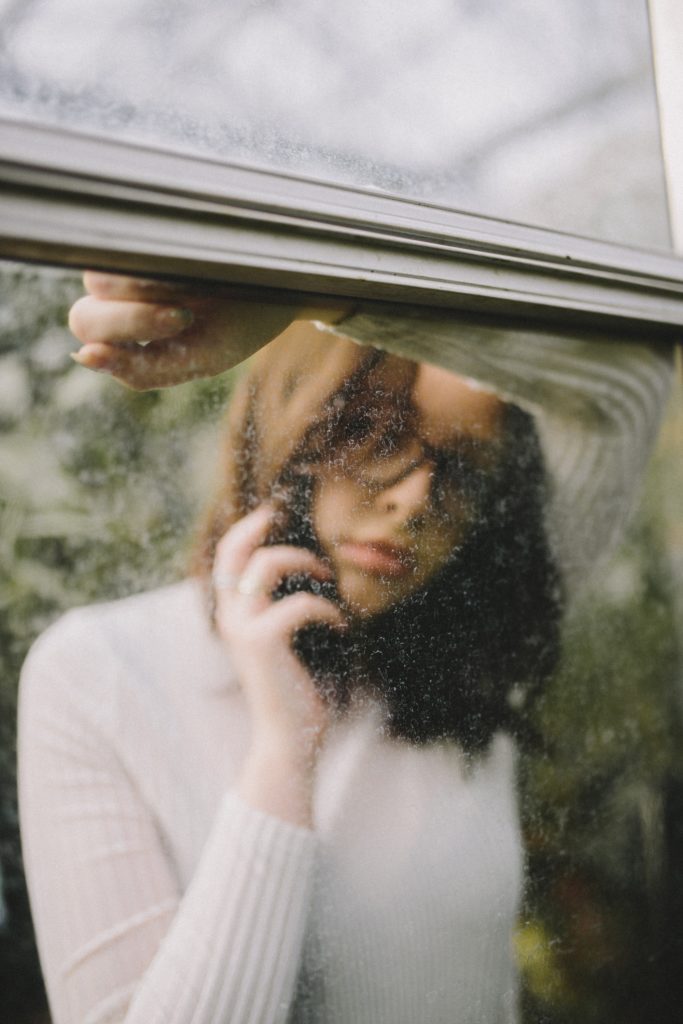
[1,3,683,1024]
[1,0,682,329]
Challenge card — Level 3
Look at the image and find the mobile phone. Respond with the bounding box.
[274,571,351,705]
[272,571,339,604]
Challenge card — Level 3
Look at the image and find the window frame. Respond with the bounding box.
[1,117,683,340]
[1,13,683,1023]
[650,0,683,252]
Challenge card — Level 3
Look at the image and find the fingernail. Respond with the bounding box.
[157,307,194,330]
[69,351,94,367]
[69,352,108,373]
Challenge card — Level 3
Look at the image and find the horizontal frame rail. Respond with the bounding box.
[2,118,683,336]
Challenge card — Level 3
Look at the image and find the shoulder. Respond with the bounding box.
[24,577,203,667]
[20,579,229,722]
[458,732,519,809]
[474,732,519,813]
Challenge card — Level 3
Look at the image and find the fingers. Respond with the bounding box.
[238,546,332,596]
[213,509,345,636]
[214,507,275,580]
[69,270,349,392]
[82,271,202,304]
[69,273,299,391]
[70,337,224,391]
[83,272,351,322]
[213,512,345,756]
[70,274,200,391]
[69,295,194,346]
[264,591,346,635]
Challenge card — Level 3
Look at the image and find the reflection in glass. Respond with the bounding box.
[2,262,682,1024]
[0,0,669,246]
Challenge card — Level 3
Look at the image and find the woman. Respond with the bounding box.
[19,302,563,1024]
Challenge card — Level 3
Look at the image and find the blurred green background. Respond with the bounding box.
[1,262,682,1023]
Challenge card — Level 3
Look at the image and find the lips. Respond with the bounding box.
[337,540,416,577]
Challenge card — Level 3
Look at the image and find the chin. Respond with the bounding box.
[340,580,405,619]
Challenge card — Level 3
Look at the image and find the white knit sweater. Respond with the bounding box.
[19,579,522,1024]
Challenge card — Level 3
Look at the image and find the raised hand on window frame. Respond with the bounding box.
[68,271,352,390]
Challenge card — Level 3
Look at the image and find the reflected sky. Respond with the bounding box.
[0,0,670,246]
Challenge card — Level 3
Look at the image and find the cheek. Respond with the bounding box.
[436,493,476,543]
[311,480,358,549]
[414,512,472,579]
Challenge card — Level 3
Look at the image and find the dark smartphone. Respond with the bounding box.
[273,570,351,706]
[272,571,339,604]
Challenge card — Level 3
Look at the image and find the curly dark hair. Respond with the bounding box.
[194,325,563,753]
[280,403,563,753]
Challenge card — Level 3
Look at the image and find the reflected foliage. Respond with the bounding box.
[519,437,683,1022]
[1,264,682,1022]
[0,264,232,1023]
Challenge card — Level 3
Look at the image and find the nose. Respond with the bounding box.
[377,461,433,524]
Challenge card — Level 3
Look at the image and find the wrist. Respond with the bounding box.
[296,299,355,326]
[237,737,318,829]
[250,727,322,775]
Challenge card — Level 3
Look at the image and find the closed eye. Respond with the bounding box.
[430,444,493,498]
[359,450,431,493]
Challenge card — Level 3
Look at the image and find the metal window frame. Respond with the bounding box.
[1,118,683,338]
[650,0,683,252]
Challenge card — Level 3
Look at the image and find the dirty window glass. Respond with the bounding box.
[0,0,670,248]
[1,259,681,1024]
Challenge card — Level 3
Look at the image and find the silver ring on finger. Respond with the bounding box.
[237,575,271,598]
[212,571,241,591]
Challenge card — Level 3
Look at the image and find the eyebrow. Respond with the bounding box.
[428,426,504,457]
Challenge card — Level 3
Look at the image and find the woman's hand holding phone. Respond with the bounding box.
[68,272,351,390]
[212,506,346,829]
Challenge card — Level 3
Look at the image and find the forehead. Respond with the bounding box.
[412,364,504,448]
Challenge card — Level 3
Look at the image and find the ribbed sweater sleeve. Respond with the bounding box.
[18,619,317,1024]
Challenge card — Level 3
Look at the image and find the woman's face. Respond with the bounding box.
[312,364,504,617]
